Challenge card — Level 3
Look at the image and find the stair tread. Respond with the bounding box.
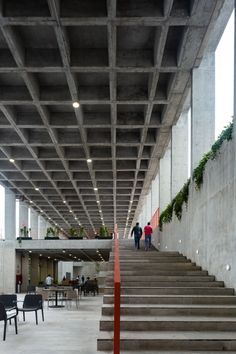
[98,330,236,339]
[104,294,236,298]
[101,315,236,321]
[102,303,236,308]
[98,352,236,354]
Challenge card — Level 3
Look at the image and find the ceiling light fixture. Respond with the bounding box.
[87,159,92,163]
[35,188,39,191]
[94,187,98,191]
[72,101,80,108]
[97,201,100,204]
[63,200,66,204]
[29,200,33,204]
[9,158,15,163]
[74,217,77,220]
[69,210,72,213]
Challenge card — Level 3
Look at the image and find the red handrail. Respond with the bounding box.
[114,229,120,354]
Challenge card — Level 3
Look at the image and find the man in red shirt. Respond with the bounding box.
[144,222,153,251]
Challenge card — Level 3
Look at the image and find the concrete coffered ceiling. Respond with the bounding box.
[0,0,231,237]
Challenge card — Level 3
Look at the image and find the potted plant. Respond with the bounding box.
[69,227,83,240]
[97,226,113,239]
[45,227,60,240]
[17,225,32,241]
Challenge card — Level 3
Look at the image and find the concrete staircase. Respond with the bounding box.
[97,239,236,353]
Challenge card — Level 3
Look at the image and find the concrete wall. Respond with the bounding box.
[153,138,236,290]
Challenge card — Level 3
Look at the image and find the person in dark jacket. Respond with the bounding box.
[131,222,143,250]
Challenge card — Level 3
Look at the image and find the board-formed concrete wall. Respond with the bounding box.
[153,138,236,290]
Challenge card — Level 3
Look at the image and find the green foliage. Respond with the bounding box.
[79,226,84,237]
[174,179,190,220]
[69,228,77,237]
[159,200,175,231]
[46,227,55,237]
[211,121,233,159]
[193,122,233,189]
[192,151,212,190]
[159,122,233,231]
[99,226,109,237]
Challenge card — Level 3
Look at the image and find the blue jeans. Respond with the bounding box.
[134,235,141,249]
[145,235,151,249]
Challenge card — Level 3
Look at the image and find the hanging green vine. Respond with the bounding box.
[193,122,233,189]
[159,121,233,231]
[173,179,190,220]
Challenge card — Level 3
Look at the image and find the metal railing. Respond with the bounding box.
[113,230,120,354]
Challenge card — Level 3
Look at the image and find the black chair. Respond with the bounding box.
[0,294,17,311]
[0,302,18,341]
[83,280,97,296]
[18,294,44,325]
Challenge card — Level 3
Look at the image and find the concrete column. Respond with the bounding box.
[38,215,47,239]
[151,173,159,215]
[171,110,189,198]
[19,201,28,234]
[0,241,15,293]
[30,209,39,239]
[159,142,171,211]
[5,188,16,240]
[191,52,215,171]
[145,191,152,223]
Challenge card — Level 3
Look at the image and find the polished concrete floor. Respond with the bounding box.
[0,294,103,354]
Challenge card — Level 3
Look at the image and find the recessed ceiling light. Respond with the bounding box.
[128,210,131,213]
[97,201,100,204]
[69,210,72,213]
[72,101,80,108]
[74,217,77,220]
[35,188,39,191]
[9,158,15,163]
[94,188,98,191]
[99,210,102,213]
[40,210,43,213]
[29,200,33,204]
[87,159,92,163]
[48,217,51,220]
[63,200,66,204]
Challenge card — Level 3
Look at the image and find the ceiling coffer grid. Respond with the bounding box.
[0,0,223,236]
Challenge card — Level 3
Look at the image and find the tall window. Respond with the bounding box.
[215,10,234,138]
[0,185,5,239]
[15,199,19,238]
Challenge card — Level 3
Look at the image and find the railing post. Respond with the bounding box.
[114,231,120,354]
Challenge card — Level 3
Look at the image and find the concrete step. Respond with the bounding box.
[109,257,191,263]
[100,315,236,331]
[110,251,181,257]
[97,331,236,351]
[106,275,215,282]
[101,304,236,316]
[107,270,208,276]
[104,286,235,295]
[105,281,224,287]
[109,263,201,270]
[103,294,236,305]
[98,351,236,354]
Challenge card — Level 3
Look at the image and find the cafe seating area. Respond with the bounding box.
[0,293,103,353]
